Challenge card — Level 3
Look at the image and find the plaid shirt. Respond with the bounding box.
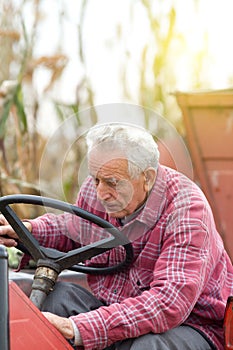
[31,165,233,350]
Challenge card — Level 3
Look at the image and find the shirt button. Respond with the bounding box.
[113,289,117,294]
[137,280,141,286]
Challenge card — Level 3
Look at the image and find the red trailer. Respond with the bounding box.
[176,89,233,262]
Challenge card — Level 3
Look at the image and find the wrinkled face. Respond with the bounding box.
[88,150,149,218]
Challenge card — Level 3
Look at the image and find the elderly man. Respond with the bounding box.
[0,123,233,350]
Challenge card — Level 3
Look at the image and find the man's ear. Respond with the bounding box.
[144,168,157,192]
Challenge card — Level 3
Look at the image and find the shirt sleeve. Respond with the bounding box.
[29,211,80,251]
[69,318,83,346]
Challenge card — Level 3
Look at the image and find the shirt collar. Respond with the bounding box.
[135,164,167,228]
[117,201,146,226]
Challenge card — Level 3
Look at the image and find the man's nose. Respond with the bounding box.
[96,182,113,201]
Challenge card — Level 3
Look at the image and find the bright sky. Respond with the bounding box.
[20,0,233,133]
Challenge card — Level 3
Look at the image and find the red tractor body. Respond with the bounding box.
[9,281,73,349]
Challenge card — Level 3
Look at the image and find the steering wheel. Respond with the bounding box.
[0,194,134,309]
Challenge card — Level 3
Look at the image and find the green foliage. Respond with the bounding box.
[7,247,22,269]
[7,247,36,269]
[0,83,27,139]
[0,95,13,139]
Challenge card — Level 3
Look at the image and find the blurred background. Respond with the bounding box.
[1,0,233,265]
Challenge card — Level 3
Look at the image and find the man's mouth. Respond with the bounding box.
[101,201,124,213]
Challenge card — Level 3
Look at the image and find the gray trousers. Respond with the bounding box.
[41,282,214,350]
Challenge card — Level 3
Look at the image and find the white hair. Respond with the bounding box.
[86,123,160,178]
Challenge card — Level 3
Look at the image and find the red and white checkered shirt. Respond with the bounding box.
[30,165,233,350]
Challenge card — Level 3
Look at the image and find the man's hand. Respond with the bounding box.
[0,214,32,247]
[42,312,74,340]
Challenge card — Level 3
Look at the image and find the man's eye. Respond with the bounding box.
[92,177,99,186]
[107,179,118,187]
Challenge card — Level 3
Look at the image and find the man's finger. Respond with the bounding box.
[0,237,18,247]
[0,225,18,239]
